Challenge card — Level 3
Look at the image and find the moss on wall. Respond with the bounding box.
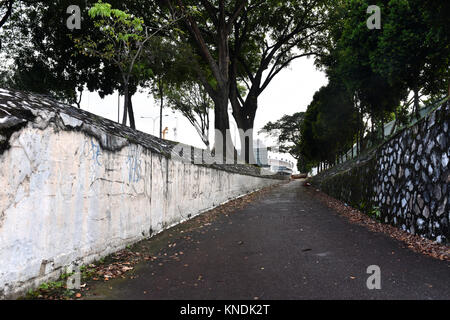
[309,101,449,244]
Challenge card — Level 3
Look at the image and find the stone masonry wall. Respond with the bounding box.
[0,89,286,299]
[310,101,449,244]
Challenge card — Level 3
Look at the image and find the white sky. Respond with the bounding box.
[79,57,328,170]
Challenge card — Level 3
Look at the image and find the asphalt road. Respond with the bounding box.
[86,180,450,300]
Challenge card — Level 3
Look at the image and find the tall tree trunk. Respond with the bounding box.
[390,108,398,136]
[231,92,258,164]
[122,85,129,126]
[228,52,261,164]
[359,110,364,153]
[356,134,359,156]
[352,138,354,159]
[159,81,164,139]
[128,94,136,130]
[413,86,420,120]
[213,92,234,162]
[356,110,360,156]
[0,0,13,29]
[75,90,82,109]
[370,112,375,141]
[235,114,256,164]
[170,0,246,162]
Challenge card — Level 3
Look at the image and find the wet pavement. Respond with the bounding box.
[85,180,450,300]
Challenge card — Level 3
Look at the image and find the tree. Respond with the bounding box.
[73,1,159,129]
[1,0,176,121]
[161,1,331,162]
[0,0,39,29]
[316,0,406,152]
[161,0,247,159]
[260,112,318,173]
[146,35,215,146]
[371,0,450,118]
[298,82,359,171]
[295,0,448,174]
[421,0,450,97]
[259,112,304,166]
[0,0,122,106]
[143,36,193,139]
[261,82,358,173]
[166,81,213,148]
[228,0,329,163]
[0,0,15,29]
[299,99,321,172]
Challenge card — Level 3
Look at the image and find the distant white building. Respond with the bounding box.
[260,150,296,176]
[239,139,295,176]
[253,139,269,167]
[268,157,294,175]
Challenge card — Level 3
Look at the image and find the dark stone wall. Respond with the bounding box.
[310,101,449,244]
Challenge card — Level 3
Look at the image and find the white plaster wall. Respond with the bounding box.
[0,125,281,298]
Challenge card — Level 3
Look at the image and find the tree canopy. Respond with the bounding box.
[286,0,449,172]
[1,0,448,170]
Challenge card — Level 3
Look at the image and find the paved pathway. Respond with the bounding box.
[86,181,449,300]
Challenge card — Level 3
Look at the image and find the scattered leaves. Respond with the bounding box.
[308,188,450,261]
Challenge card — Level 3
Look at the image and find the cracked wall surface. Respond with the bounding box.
[0,89,285,299]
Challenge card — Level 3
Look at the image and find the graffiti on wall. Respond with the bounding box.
[81,138,103,186]
[126,145,142,183]
[83,138,102,167]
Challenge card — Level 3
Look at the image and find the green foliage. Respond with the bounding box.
[166,81,213,148]
[330,0,405,122]
[59,271,75,280]
[38,281,64,291]
[71,1,175,128]
[300,0,449,171]
[298,81,359,168]
[368,206,381,221]
[371,0,450,99]
[0,0,171,114]
[0,1,154,104]
[72,1,149,77]
[80,265,96,279]
[260,112,306,170]
[25,279,67,299]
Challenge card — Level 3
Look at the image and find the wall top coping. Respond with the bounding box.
[0,88,287,180]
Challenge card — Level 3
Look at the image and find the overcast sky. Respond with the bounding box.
[79,56,328,169]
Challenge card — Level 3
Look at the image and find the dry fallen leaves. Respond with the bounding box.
[38,184,281,301]
[308,188,450,261]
